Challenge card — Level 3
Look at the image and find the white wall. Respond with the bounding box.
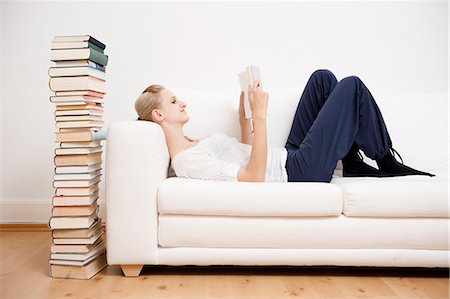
[1,1,448,223]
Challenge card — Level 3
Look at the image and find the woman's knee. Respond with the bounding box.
[311,69,335,80]
[340,75,361,86]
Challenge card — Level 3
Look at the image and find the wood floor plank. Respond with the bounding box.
[0,231,448,299]
[403,277,449,299]
[380,276,434,299]
[281,274,325,298]
[331,275,398,298]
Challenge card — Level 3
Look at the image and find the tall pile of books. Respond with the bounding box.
[48,35,108,279]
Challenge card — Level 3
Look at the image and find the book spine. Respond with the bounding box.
[88,61,106,72]
[88,63,106,73]
[88,48,108,67]
[88,36,106,50]
[92,130,107,141]
[88,42,104,53]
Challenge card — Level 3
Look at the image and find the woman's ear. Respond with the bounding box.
[151,109,163,122]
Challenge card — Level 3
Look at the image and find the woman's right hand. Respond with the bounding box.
[248,80,268,120]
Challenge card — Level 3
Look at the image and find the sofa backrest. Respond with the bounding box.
[171,87,448,170]
[171,87,302,149]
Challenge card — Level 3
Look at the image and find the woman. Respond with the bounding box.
[134,69,435,182]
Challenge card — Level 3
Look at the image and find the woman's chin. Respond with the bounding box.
[181,116,190,124]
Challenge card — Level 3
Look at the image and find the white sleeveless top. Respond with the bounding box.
[171,133,288,182]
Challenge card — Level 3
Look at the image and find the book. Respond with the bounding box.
[52,192,99,207]
[54,152,102,166]
[54,168,101,180]
[59,141,101,148]
[238,65,263,119]
[53,174,101,188]
[50,239,106,260]
[55,146,102,156]
[55,120,104,129]
[51,48,108,67]
[55,183,99,196]
[48,66,106,80]
[52,202,99,217]
[52,218,102,238]
[51,41,104,53]
[52,35,106,50]
[53,60,106,72]
[49,249,106,268]
[49,76,106,93]
[59,127,100,133]
[49,207,99,229]
[49,251,107,279]
[56,102,103,111]
[55,110,103,118]
[55,130,106,142]
[55,90,105,98]
[51,235,103,253]
[56,115,102,122]
[52,228,103,245]
[50,95,104,105]
[55,163,102,174]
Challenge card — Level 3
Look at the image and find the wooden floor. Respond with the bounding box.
[0,230,448,299]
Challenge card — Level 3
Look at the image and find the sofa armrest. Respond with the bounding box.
[105,121,169,265]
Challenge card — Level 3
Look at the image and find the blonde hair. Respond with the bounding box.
[134,84,165,122]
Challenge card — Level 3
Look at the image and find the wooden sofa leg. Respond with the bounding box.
[120,265,144,277]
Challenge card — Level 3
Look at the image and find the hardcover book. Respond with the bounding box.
[238,65,263,119]
[49,251,107,279]
[51,48,108,66]
[52,191,99,207]
[52,35,106,50]
[52,218,102,238]
[55,182,100,196]
[48,207,99,229]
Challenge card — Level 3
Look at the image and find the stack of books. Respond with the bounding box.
[48,35,108,279]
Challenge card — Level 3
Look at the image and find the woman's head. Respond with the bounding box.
[134,84,189,126]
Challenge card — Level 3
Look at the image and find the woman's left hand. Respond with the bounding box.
[238,91,246,121]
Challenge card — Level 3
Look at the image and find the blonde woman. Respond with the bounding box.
[134,69,434,183]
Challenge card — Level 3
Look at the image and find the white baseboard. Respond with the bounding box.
[0,199,106,224]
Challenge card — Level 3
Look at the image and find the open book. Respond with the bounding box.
[238,65,263,119]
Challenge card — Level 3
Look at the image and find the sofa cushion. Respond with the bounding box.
[158,177,343,217]
[332,175,449,218]
[158,215,449,250]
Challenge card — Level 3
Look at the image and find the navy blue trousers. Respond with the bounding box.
[284,69,393,183]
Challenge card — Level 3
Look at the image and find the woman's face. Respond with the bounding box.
[156,89,189,125]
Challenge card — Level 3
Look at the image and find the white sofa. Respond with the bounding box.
[105,87,449,277]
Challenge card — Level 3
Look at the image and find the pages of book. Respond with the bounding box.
[238,65,263,119]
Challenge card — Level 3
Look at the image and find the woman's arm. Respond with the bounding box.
[237,81,268,182]
[240,118,253,145]
[238,91,254,145]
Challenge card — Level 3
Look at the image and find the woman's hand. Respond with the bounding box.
[238,90,246,122]
[248,80,268,120]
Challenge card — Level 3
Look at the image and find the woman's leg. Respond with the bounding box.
[286,75,435,182]
[285,69,338,151]
[285,75,394,182]
[285,69,385,178]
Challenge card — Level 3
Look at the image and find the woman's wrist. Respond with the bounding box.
[252,115,267,122]
[239,117,250,123]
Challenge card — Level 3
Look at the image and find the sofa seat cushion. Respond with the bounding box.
[158,177,343,217]
[158,215,449,249]
[332,175,449,218]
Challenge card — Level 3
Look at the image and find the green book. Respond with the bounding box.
[52,41,104,53]
[51,48,109,67]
